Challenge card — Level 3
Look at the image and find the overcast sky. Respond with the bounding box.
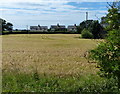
[0,0,115,29]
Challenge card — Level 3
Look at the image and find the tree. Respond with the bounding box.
[77,20,93,33]
[89,1,120,89]
[0,18,6,34]
[89,20,105,39]
[77,20,105,39]
[6,22,13,32]
[0,19,2,34]
[81,28,93,39]
[0,18,6,31]
[104,1,120,31]
[0,18,13,34]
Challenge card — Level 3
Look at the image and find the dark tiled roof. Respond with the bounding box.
[51,25,58,28]
[51,25,66,28]
[30,26,38,29]
[59,25,66,28]
[68,25,76,29]
[40,26,48,29]
[30,26,48,29]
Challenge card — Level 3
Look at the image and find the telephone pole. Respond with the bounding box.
[26,25,29,34]
[86,12,88,21]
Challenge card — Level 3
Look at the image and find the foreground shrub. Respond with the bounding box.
[81,29,93,39]
[89,29,120,90]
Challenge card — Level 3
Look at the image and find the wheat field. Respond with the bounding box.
[2,34,98,77]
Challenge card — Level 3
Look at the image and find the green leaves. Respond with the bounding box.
[89,2,120,88]
[89,29,120,88]
[106,8,120,30]
[81,29,93,39]
[78,20,104,39]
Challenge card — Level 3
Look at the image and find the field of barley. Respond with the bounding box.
[2,34,98,76]
[2,34,110,92]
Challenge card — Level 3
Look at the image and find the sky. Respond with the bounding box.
[0,0,116,29]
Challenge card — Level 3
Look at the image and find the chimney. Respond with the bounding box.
[74,24,76,27]
[38,25,41,30]
[38,24,40,27]
[57,23,60,27]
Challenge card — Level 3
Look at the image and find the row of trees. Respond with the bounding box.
[0,18,13,34]
[89,1,120,90]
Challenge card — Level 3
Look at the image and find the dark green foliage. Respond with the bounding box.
[78,20,105,39]
[5,22,13,32]
[77,26,82,34]
[0,19,2,34]
[0,18,13,34]
[77,20,93,33]
[0,18,6,31]
[81,29,93,39]
[89,20,105,39]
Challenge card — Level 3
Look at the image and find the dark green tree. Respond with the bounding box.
[6,22,13,32]
[0,18,13,34]
[0,18,6,31]
[81,28,93,39]
[0,19,2,34]
[78,20,105,39]
[89,20,105,39]
[77,20,93,33]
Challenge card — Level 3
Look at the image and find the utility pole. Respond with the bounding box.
[26,25,29,34]
[86,12,88,21]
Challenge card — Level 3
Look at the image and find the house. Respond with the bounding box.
[30,26,38,31]
[67,24,77,32]
[50,24,66,31]
[50,25,58,31]
[40,26,48,32]
[30,25,48,32]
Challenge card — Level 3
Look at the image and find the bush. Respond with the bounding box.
[88,2,120,89]
[89,29,120,89]
[81,29,93,39]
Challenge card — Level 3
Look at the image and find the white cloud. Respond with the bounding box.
[0,0,112,29]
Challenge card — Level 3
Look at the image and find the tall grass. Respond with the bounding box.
[3,71,119,93]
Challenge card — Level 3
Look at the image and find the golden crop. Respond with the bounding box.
[2,34,98,77]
